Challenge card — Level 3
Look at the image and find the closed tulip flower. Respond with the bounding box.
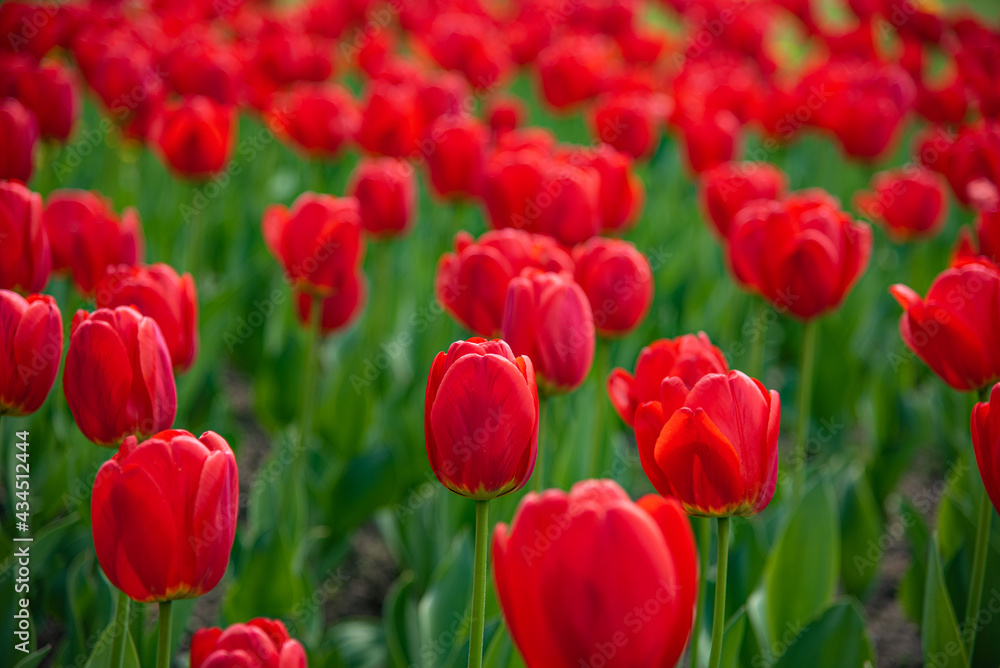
[153,96,234,178]
[891,262,1000,392]
[426,114,488,199]
[536,34,615,110]
[561,144,644,233]
[349,158,416,238]
[677,110,742,174]
[854,167,947,241]
[43,189,144,294]
[493,480,698,668]
[16,62,77,140]
[972,384,1000,515]
[355,80,422,158]
[591,91,671,160]
[435,229,574,337]
[608,333,729,427]
[728,191,873,320]
[191,618,307,668]
[95,264,198,372]
[295,272,367,336]
[91,429,237,602]
[425,13,511,90]
[503,270,595,394]
[271,83,359,158]
[535,162,602,246]
[262,193,365,296]
[482,148,548,234]
[634,370,781,516]
[700,161,788,238]
[425,338,538,499]
[64,306,177,446]
[572,238,653,336]
[0,99,38,182]
[0,291,62,416]
[0,181,50,294]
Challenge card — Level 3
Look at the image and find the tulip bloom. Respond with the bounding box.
[191,618,307,668]
[607,333,730,427]
[153,96,234,178]
[493,480,698,668]
[295,272,367,335]
[435,229,574,337]
[0,180,50,294]
[677,110,742,175]
[16,62,77,140]
[634,370,781,517]
[425,338,538,499]
[91,429,237,602]
[349,158,416,238]
[954,210,1000,267]
[425,114,488,199]
[854,167,947,241]
[891,262,1000,392]
[728,191,873,320]
[486,95,524,137]
[43,189,144,294]
[64,307,177,446]
[355,80,422,157]
[503,270,595,393]
[0,98,38,182]
[591,91,671,161]
[0,291,62,416]
[271,83,359,158]
[700,161,788,238]
[95,264,199,372]
[561,144,644,234]
[425,12,511,89]
[262,193,365,295]
[536,34,615,110]
[973,384,1000,515]
[572,238,653,336]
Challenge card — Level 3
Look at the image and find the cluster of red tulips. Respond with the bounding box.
[2,0,1000,665]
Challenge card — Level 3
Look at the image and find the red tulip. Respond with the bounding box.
[91,429,237,602]
[591,91,671,160]
[191,618,307,668]
[435,229,574,337]
[891,262,1000,392]
[295,272,367,336]
[0,180,49,294]
[608,333,730,427]
[164,42,243,106]
[416,71,470,126]
[572,237,653,336]
[954,210,1000,267]
[64,306,177,446]
[677,110,742,175]
[635,370,781,516]
[536,163,602,246]
[972,383,1000,516]
[425,337,538,499]
[425,114,488,199]
[425,12,510,90]
[0,2,62,59]
[503,270,595,394]
[485,94,525,137]
[929,122,1000,208]
[0,98,38,182]
[153,96,234,178]
[0,291,62,416]
[349,158,416,238]
[94,264,198,372]
[700,161,788,238]
[854,167,947,241]
[728,190,873,320]
[561,144,644,233]
[536,34,616,110]
[271,83,359,158]
[43,189,144,294]
[355,80,422,158]
[262,192,365,296]
[85,45,165,139]
[493,480,698,668]
[16,62,77,140]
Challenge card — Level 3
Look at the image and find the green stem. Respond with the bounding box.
[691,517,711,668]
[534,397,548,491]
[794,321,819,498]
[469,500,490,668]
[964,484,992,663]
[156,601,172,668]
[707,517,730,668]
[747,299,768,379]
[298,297,324,456]
[588,341,610,478]
[108,589,130,668]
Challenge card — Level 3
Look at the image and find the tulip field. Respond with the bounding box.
[4,0,1000,667]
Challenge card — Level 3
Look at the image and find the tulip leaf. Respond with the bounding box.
[417,530,473,668]
[82,618,141,668]
[770,600,873,667]
[921,534,968,668]
[223,532,305,620]
[839,466,883,599]
[326,620,388,668]
[383,573,420,668]
[720,607,747,668]
[12,646,50,668]
[897,498,930,624]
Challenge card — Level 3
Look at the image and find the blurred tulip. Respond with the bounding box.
[426,114,488,199]
[295,272,367,336]
[85,46,165,139]
[635,370,781,517]
[349,158,416,238]
[0,180,49,293]
[485,94,524,137]
[0,98,38,182]
[562,144,644,233]
[700,161,788,238]
[0,2,61,59]
[928,122,1000,207]
[271,83,359,158]
[425,337,538,499]
[165,42,243,106]
[493,480,697,668]
[572,237,653,336]
[191,618,307,668]
[891,262,1000,392]
[536,34,616,110]
[973,383,1000,515]
[607,333,729,427]
[425,12,510,90]
[854,167,947,241]
[64,306,177,446]
[728,191,873,320]
[954,210,1000,267]
[591,91,671,160]
[677,110,742,174]
[416,71,470,126]
[95,264,198,372]
[0,291,62,416]
[435,229,574,337]
[503,270,595,394]
[43,189,144,294]
[91,429,237,602]
[355,80,422,157]
[153,96,234,178]
[16,62,77,140]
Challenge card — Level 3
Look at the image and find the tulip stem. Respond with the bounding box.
[108,589,130,668]
[691,518,710,668]
[748,299,768,379]
[708,517,730,668]
[469,499,490,668]
[156,601,172,668]
[794,320,819,498]
[588,341,610,478]
[298,298,323,456]
[535,397,550,491]
[964,483,992,664]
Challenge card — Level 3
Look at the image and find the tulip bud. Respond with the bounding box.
[700,161,788,238]
[854,167,947,241]
[485,94,524,137]
[0,180,50,294]
[295,272,367,336]
[191,618,307,668]
[425,114,488,199]
[503,270,595,394]
[560,144,644,234]
[91,429,237,602]
[94,264,199,371]
[425,338,538,499]
[0,99,38,182]
[349,158,416,239]
[64,306,177,446]
[16,62,77,141]
[493,480,697,668]
[572,237,652,336]
[973,384,1000,516]
[153,95,235,178]
[0,291,62,416]
[635,370,781,517]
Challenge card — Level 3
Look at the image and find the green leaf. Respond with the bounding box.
[720,607,747,668]
[12,645,50,668]
[383,573,420,668]
[839,467,883,599]
[771,600,873,668]
[326,447,397,537]
[898,498,930,623]
[922,534,968,668]
[417,531,473,668]
[82,618,141,668]
[326,620,388,668]
[224,532,305,620]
